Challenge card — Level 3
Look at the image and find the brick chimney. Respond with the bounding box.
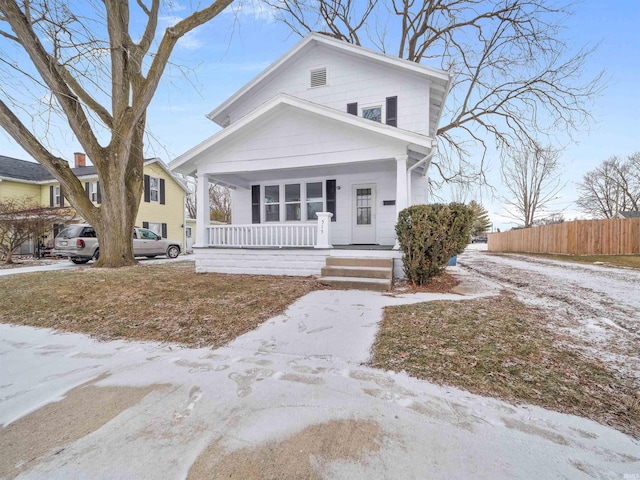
[74,152,86,168]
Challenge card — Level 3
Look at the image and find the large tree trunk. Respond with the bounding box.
[5,249,14,264]
[91,123,145,268]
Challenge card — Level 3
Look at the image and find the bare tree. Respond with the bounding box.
[266,0,602,186]
[0,0,233,267]
[500,144,564,227]
[184,181,231,223]
[576,153,640,218]
[209,184,231,223]
[0,197,72,263]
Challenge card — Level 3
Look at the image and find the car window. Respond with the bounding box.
[56,225,84,238]
[139,229,158,240]
[82,228,97,238]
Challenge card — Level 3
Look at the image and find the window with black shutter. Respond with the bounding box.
[144,175,150,202]
[50,186,54,207]
[326,180,336,222]
[347,102,358,115]
[159,179,165,205]
[161,223,167,238]
[251,185,260,224]
[386,96,397,127]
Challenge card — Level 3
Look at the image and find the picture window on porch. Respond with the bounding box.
[306,182,323,220]
[264,185,280,222]
[285,184,301,221]
[362,105,382,123]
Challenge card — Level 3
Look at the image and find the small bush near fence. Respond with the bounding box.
[396,203,474,285]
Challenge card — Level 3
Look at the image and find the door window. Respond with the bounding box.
[356,188,372,225]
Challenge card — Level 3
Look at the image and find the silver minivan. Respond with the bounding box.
[54,224,181,264]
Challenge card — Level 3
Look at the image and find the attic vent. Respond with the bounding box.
[310,68,327,88]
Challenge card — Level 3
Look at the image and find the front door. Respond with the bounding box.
[352,184,376,244]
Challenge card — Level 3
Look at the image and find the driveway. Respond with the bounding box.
[1,265,639,479]
[457,247,640,382]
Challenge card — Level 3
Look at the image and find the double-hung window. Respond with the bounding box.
[54,185,62,206]
[285,184,301,221]
[264,185,280,222]
[306,182,324,220]
[149,177,159,202]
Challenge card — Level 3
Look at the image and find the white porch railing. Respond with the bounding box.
[206,213,333,248]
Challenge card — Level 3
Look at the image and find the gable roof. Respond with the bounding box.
[206,33,451,136]
[171,93,436,176]
[0,155,187,191]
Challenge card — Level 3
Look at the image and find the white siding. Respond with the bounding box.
[226,45,430,135]
[195,247,328,276]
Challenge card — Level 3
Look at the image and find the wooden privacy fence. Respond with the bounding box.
[488,218,640,255]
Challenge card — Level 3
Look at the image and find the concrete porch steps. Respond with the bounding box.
[318,257,393,291]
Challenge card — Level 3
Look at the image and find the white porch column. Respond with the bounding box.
[396,155,409,215]
[315,212,333,249]
[395,155,409,249]
[195,173,210,247]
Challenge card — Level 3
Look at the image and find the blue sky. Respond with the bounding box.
[2,0,639,230]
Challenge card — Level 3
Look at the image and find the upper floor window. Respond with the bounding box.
[88,182,99,203]
[362,105,382,123]
[149,177,159,202]
[310,67,327,88]
[144,174,165,204]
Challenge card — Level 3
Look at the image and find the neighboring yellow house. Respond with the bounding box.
[0,153,188,255]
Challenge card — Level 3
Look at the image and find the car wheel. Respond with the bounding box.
[70,258,89,264]
[166,245,180,258]
[146,255,156,259]
[93,249,100,261]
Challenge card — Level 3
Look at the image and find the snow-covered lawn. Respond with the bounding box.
[457,247,640,383]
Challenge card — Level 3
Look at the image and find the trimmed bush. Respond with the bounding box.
[395,203,474,285]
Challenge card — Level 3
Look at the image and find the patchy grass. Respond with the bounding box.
[371,294,640,438]
[0,262,319,348]
[518,253,640,269]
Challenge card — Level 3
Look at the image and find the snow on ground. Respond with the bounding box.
[457,247,640,382]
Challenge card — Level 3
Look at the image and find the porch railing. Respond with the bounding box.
[206,213,333,248]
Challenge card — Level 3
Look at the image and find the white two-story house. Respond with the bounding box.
[170,33,451,286]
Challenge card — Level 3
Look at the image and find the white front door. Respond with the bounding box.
[352,184,376,244]
[185,227,193,251]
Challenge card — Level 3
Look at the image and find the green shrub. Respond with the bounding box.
[395,203,474,285]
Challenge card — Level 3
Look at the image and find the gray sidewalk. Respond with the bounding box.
[1,287,638,479]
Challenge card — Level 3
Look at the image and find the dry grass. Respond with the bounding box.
[520,253,640,269]
[394,271,461,294]
[371,293,640,438]
[0,262,319,348]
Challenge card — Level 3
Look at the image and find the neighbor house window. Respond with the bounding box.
[144,175,165,204]
[87,182,100,203]
[147,222,162,237]
[285,184,301,221]
[306,182,324,220]
[264,185,280,222]
[52,185,62,206]
[149,176,159,202]
[362,105,382,123]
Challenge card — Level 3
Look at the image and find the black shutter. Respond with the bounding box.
[326,179,336,222]
[49,186,54,207]
[161,223,167,238]
[347,102,358,115]
[143,221,149,229]
[386,96,397,127]
[251,185,260,224]
[96,182,102,204]
[144,175,150,202]
[85,182,90,198]
[60,187,64,207]
[159,179,166,205]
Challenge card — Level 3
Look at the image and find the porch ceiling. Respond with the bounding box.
[209,159,396,189]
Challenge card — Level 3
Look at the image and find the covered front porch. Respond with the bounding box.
[171,94,437,279]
